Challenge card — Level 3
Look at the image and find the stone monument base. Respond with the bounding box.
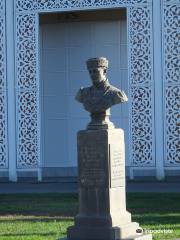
[67,223,152,240]
[62,234,152,240]
[66,129,152,240]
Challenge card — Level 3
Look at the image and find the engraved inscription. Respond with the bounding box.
[79,142,106,187]
[110,144,125,188]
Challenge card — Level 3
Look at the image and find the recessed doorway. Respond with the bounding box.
[40,8,129,178]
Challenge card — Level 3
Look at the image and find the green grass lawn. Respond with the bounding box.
[0,193,179,240]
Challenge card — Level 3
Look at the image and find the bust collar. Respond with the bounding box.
[93,79,110,90]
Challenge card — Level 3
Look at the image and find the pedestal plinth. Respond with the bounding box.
[67,129,152,240]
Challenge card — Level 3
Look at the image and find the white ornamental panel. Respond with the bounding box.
[15,0,154,168]
[0,0,8,169]
[16,0,150,12]
[163,0,180,166]
[129,6,155,166]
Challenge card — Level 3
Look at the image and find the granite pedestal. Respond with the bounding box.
[67,129,152,240]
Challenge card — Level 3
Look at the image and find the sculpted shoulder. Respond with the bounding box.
[75,86,92,103]
[108,84,128,104]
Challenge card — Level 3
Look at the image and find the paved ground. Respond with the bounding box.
[0,181,179,194]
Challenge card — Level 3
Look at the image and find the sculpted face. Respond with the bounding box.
[88,67,107,85]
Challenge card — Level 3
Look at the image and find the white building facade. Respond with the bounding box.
[0,0,179,182]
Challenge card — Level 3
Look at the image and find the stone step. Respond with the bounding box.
[122,233,152,240]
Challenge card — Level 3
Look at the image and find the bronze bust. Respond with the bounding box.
[75,57,128,130]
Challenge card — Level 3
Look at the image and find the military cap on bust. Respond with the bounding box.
[86,57,108,69]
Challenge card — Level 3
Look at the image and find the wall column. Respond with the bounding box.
[6,0,17,182]
[153,0,165,180]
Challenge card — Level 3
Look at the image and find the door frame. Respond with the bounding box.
[13,0,155,180]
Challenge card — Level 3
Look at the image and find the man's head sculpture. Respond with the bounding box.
[75,57,128,130]
[86,57,108,86]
